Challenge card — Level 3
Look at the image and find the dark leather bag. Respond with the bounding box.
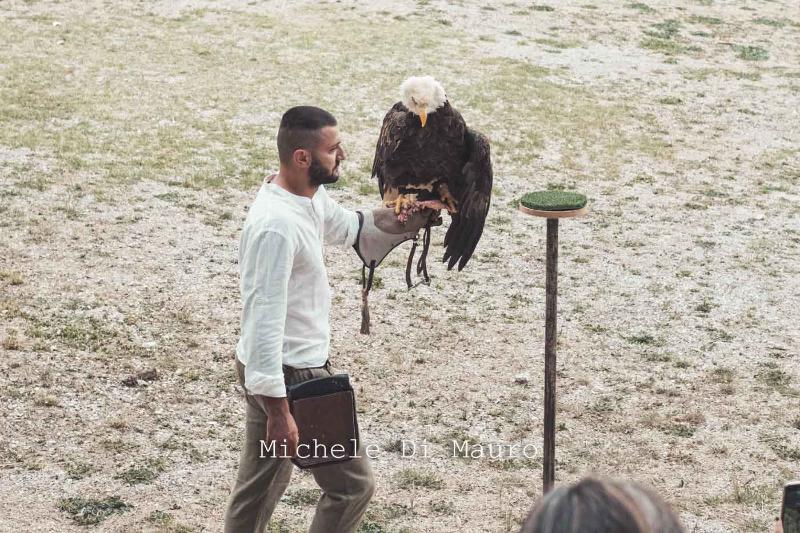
[286,374,360,469]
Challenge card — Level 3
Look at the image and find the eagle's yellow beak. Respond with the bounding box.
[419,109,427,128]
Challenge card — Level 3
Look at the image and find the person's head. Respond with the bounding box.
[277,106,345,187]
[520,478,685,533]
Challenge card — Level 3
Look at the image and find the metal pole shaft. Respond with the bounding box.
[543,218,558,493]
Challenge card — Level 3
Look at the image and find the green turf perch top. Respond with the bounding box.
[519,191,587,216]
[517,189,588,495]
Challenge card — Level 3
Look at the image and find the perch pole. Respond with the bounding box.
[518,191,588,494]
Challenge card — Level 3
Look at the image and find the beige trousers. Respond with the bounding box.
[223,360,375,533]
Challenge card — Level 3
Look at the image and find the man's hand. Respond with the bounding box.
[255,396,299,458]
[353,207,439,269]
[372,206,440,234]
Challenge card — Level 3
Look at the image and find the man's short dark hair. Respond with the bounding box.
[277,106,337,164]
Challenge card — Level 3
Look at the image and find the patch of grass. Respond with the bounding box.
[742,517,769,532]
[626,3,655,13]
[640,38,692,56]
[58,496,132,525]
[100,437,139,453]
[363,502,412,523]
[695,238,716,249]
[0,270,24,285]
[146,510,194,532]
[589,396,618,413]
[266,519,293,533]
[282,488,320,506]
[34,394,60,407]
[770,442,800,461]
[2,329,21,350]
[754,18,787,28]
[632,173,655,184]
[114,458,167,485]
[509,293,532,309]
[689,15,723,25]
[647,412,704,438]
[725,70,762,81]
[625,332,666,346]
[662,423,696,437]
[643,351,671,363]
[394,468,444,490]
[383,438,404,454]
[658,96,683,105]
[108,417,129,430]
[154,191,182,203]
[357,181,378,196]
[57,316,117,350]
[645,19,681,40]
[756,366,791,389]
[65,461,93,480]
[705,479,777,507]
[531,5,555,12]
[735,45,769,61]
[358,503,412,532]
[357,521,388,533]
[695,298,715,314]
[429,499,456,515]
[710,367,734,384]
[534,38,581,49]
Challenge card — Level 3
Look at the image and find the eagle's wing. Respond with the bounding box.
[443,128,493,271]
[371,102,408,199]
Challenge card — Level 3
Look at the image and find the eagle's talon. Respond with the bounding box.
[438,183,458,214]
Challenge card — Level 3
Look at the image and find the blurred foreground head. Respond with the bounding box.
[520,477,685,533]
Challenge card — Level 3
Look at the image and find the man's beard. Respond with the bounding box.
[309,156,339,186]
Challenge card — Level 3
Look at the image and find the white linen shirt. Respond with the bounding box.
[235,177,360,398]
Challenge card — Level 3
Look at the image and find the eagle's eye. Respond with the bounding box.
[411,97,418,106]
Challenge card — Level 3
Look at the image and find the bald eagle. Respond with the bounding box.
[371,76,493,276]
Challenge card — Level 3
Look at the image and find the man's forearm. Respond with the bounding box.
[254,394,299,456]
[253,395,291,418]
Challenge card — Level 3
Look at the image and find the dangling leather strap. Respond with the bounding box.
[360,261,376,335]
[416,224,431,285]
[405,234,419,289]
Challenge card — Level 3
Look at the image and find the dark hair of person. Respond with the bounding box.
[519,478,685,533]
[277,106,337,164]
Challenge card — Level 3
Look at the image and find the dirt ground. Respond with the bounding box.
[1,0,799,531]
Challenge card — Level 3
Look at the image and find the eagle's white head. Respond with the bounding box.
[400,76,447,128]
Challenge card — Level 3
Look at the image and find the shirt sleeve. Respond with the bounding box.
[319,185,360,248]
[238,228,293,398]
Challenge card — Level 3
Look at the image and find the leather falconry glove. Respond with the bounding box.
[353,207,440,334]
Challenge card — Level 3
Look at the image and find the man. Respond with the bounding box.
[224,106,434,533]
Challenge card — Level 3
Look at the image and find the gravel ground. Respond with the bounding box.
[1,1,799,531]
